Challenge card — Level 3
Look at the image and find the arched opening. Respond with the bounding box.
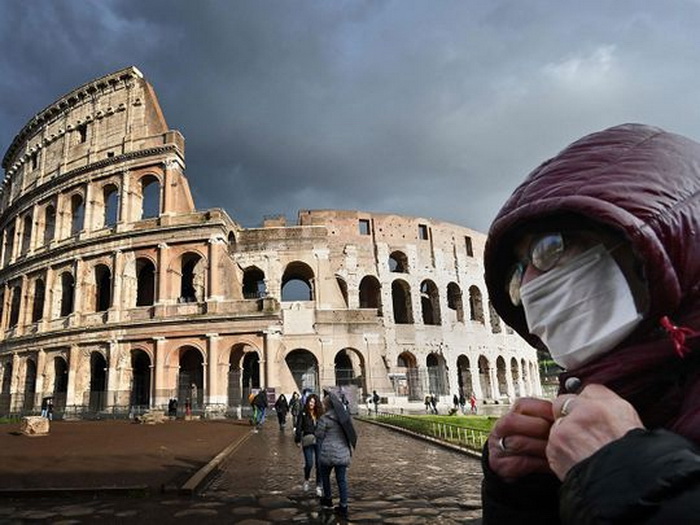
[70,194,84,236]
[53,357,68,411]
[89,352,107,413]
[281,262,314,301]
[94,264,112,312]
[496,356,507,400]
[420,280,441,325]
[140,175,161,219]
[32,279,45,322]
[388,251,409,273]
[178,347,204,410]
[103,184,119,228]
[130,350,151,408]
[43,205,56,245]
[23,359,37,412]
[457,355,473,397]
[228,345,260,408]
[478,355,492,401]
[285,349,319,393]
[359,275,382,314]
[391,279,413,324]
[334,348,365,392]
[242,267,266,299]
[136,258,156,306]
[60,272,75,317]
[396,352,421,401]
[20,215,32,255]
[447,282,464,323]
[469,285,485,323]
[511,357,521,397]
[8,284,21,328]
[179,253,204,303]
[426,353,448,396]
[0,362,12,414]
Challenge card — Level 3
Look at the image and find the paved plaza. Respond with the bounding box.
[0,418,484,524]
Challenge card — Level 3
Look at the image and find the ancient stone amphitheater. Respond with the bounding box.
[0,66,540,418]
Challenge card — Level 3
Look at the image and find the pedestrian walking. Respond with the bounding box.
[372,390,380,414]
[459,392,466,414]
[469,393,477,414]
[294,393,323,496]
[317,391,357,518]
[253,388,268,430]
[275,393,289,431]
[289,392,301,432]
[430,394,438,414]
[453,394,459,410]
[424,395,431,413]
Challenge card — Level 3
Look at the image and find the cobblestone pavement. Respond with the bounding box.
[201,418,484,524]
[0,418,484,524]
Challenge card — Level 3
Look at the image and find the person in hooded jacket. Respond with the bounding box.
[316,392,354,518]
[481,123,700,524]
[274,393,289,431]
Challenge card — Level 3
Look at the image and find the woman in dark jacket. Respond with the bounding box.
[274,393,289,430]
[482,123,700,524]
[294,393,322,495]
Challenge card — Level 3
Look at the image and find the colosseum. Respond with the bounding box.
[0,66,541,419]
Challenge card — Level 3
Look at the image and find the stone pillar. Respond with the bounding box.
[153,337,167,408]
[83,182,94,235]
[161,160,177,216]
[28,203,39,254]
[109,250,123,322]
[72,258,83,324]
[18,274,29,334]
[107,340,120,411]
[118,171,130,230]
[65,345,80,415]
[504,360,515,402]
[9,353,20,412]
[319,337,333,388]
[156,243,169,309]
[470,362,483,400]
[207,236,225,303]
[205,333,225,418]
[35,350,46,400]
[488,365,499,401]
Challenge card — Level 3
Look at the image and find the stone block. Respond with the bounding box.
[20,416,50,436]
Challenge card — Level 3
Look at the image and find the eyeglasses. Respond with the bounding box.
[507,232,565,306]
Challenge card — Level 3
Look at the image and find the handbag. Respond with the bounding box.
[301,434,316,447]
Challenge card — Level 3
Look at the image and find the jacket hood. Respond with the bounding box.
[485,123,700,352]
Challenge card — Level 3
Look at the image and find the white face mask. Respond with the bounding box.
[520,244,642,370]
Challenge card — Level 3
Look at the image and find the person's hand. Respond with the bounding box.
[488,397,555,481]
[547,384,644,480]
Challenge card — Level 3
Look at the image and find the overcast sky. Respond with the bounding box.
[2,1,700,233]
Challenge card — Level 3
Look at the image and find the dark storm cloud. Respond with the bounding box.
[3,1,700,231]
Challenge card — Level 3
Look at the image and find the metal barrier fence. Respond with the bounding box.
[370,411,489,453]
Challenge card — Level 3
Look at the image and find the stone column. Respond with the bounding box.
[155,243,169,313]
[470,362,483,400]
[488,365,499,401]
[153,337,167,408]
[72,258,83,325]
[83,181,94,235]
[35,349,46,400]
[9,353,20,412]
[207,236,225,303]
[65,345,80,415]
[205,333,225,418]
[109,250,123,323]
[117,171,130,230]
[107,340,120,411]
[28,203,39,254]
[41,267,54,328]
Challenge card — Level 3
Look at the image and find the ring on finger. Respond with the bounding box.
[561,397,574,417]
[498,436,508,453]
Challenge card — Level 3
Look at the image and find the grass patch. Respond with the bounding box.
[373,414,497,436]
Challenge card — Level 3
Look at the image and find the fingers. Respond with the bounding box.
[551,394,577,419]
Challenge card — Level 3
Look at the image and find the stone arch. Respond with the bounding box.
[23,358,37,412]
[0,361,12,414]
[89,351,107,412]
[334,348,365,392]
[94,264,112,312]
[136,258,156,306]
[496,356,507,400]
[281,261,315,301]
[178,346,204,410]
[391,279,413,324]
[20,214,32,255]
[336,276,348,307]
[60,272,75,317]
[139,174,161,220]
[359,275,382,313]
[396,351,421,401]
[70,192,85,236]
[426,353,448,396]
[469,285,485,323]
[228,343,261,407]
[3,224,14,266]
[8,282,21,328]
[420,279,441,325]
[388,251,409,273]
[456,355,473,397]
[179,252,206,303]
[478,355,492,401]
[53,356,68,411]
[102,183,120,228]
[242,266,266,299]
[447,282,464,323]
[130,349,151,408]
[510,357,521,397]
[31,278,45,322]
[43,204,56,245]
[285,349,319,393]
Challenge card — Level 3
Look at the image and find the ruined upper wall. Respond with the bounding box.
[0,67,186,211]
